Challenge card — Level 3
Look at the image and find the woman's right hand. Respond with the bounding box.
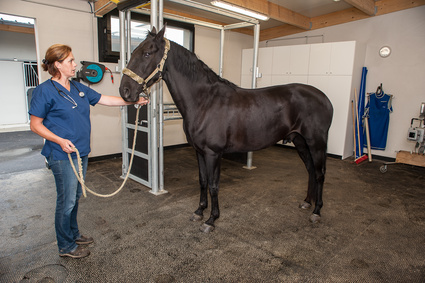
[59,138,76,153]
[30,115,76,154]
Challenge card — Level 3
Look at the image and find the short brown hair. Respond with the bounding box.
[41,44,72,78]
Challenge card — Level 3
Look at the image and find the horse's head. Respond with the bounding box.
[119,25,168,102]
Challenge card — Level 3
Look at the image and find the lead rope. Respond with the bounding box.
[68,105,141,198]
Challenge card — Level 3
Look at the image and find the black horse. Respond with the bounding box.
[120,26,333,233]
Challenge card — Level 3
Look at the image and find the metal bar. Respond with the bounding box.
[223,22,255,30]
[126,10,132,57]
[149,0,159,194]
[134,7,224,30]
[265,35,324,46]
[219,28,225,77]
[119,10,129,177]
[158,0,167,193]
[251,23,260,89]
[245,23,260,170]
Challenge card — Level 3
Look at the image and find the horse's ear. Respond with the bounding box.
[156,24,166,41]
[149,26,157,36]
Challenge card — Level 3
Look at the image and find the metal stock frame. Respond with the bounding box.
[119,0,260,194]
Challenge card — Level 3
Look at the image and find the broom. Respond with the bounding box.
[354,88,368,164]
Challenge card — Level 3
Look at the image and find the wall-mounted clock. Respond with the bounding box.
[379,46,391,58]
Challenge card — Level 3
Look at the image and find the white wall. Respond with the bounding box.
[195,26,254,86]
[261,6,425,159]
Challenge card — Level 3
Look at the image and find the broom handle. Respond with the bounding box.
[354,89,361,157]
[364,116,372,162]
[352,100,356,157]
[364,93,372,162]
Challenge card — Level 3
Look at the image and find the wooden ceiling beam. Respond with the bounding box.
[95,0,117,17]
[260,0,425,41]
[220,0,269,15]
[344,0,376,16]
[93,0,425,40]
[0,24,34,34]
[267,1,311,30]
[221,0,311,30]
[162,8,225,26]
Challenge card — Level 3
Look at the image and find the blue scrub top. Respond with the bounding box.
[29,79,102,160]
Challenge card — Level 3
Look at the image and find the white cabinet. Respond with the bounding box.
[309,41,355,76]
[271,44,310,85]
[241,41,358,159]
[241,44,310,88]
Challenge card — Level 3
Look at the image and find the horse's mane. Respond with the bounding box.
[169,41,238,89]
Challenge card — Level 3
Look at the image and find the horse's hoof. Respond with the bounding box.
[190,213,203,222]
[310,214,321,223]
[299,202,312,210]
[200,223,215,233]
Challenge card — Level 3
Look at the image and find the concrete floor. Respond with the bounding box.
[0,131,424,282]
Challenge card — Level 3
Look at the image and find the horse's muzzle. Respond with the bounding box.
[120,86,136,102]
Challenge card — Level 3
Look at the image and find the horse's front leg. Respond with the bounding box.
[200,152,222,233]
[190,152,208,222]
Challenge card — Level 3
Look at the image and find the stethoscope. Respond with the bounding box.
[50,79,85,109]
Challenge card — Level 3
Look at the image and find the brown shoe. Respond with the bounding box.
[59,245,90,258]
[75,235,94,245]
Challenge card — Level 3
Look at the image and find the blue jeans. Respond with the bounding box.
[47,153,88,254]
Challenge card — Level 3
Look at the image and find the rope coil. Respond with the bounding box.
[68,106,141,198]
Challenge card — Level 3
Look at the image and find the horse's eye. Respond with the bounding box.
[144,52,150,58]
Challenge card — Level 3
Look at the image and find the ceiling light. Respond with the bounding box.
[211,1,269,21]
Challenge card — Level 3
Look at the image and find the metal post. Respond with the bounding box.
[126,10,132,56]
[119,10,129,176]
[158,0,167,194]
[149,0,160,194]
[244,23,260,170]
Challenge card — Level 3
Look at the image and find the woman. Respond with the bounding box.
[29,44,148,259]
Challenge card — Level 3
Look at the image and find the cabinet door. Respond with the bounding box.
[271,74,289,86]
[240,74,252,88]
[258,47,273,76]
[327,76,352,156]
[290,45,310,75]
[272,46,291,75]
[257,75,272,88]
[308,43,332,75]
[307,75,329,93]
[308,75,352,156]
[330,41,355,76]
[241,49,253,75]
[289,75,308,84]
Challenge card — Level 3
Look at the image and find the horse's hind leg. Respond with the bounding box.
[309,146,327,223]
[292,134,315,210]
[292,134,326,223]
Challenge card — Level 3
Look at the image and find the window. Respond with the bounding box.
[98,10,194,63]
